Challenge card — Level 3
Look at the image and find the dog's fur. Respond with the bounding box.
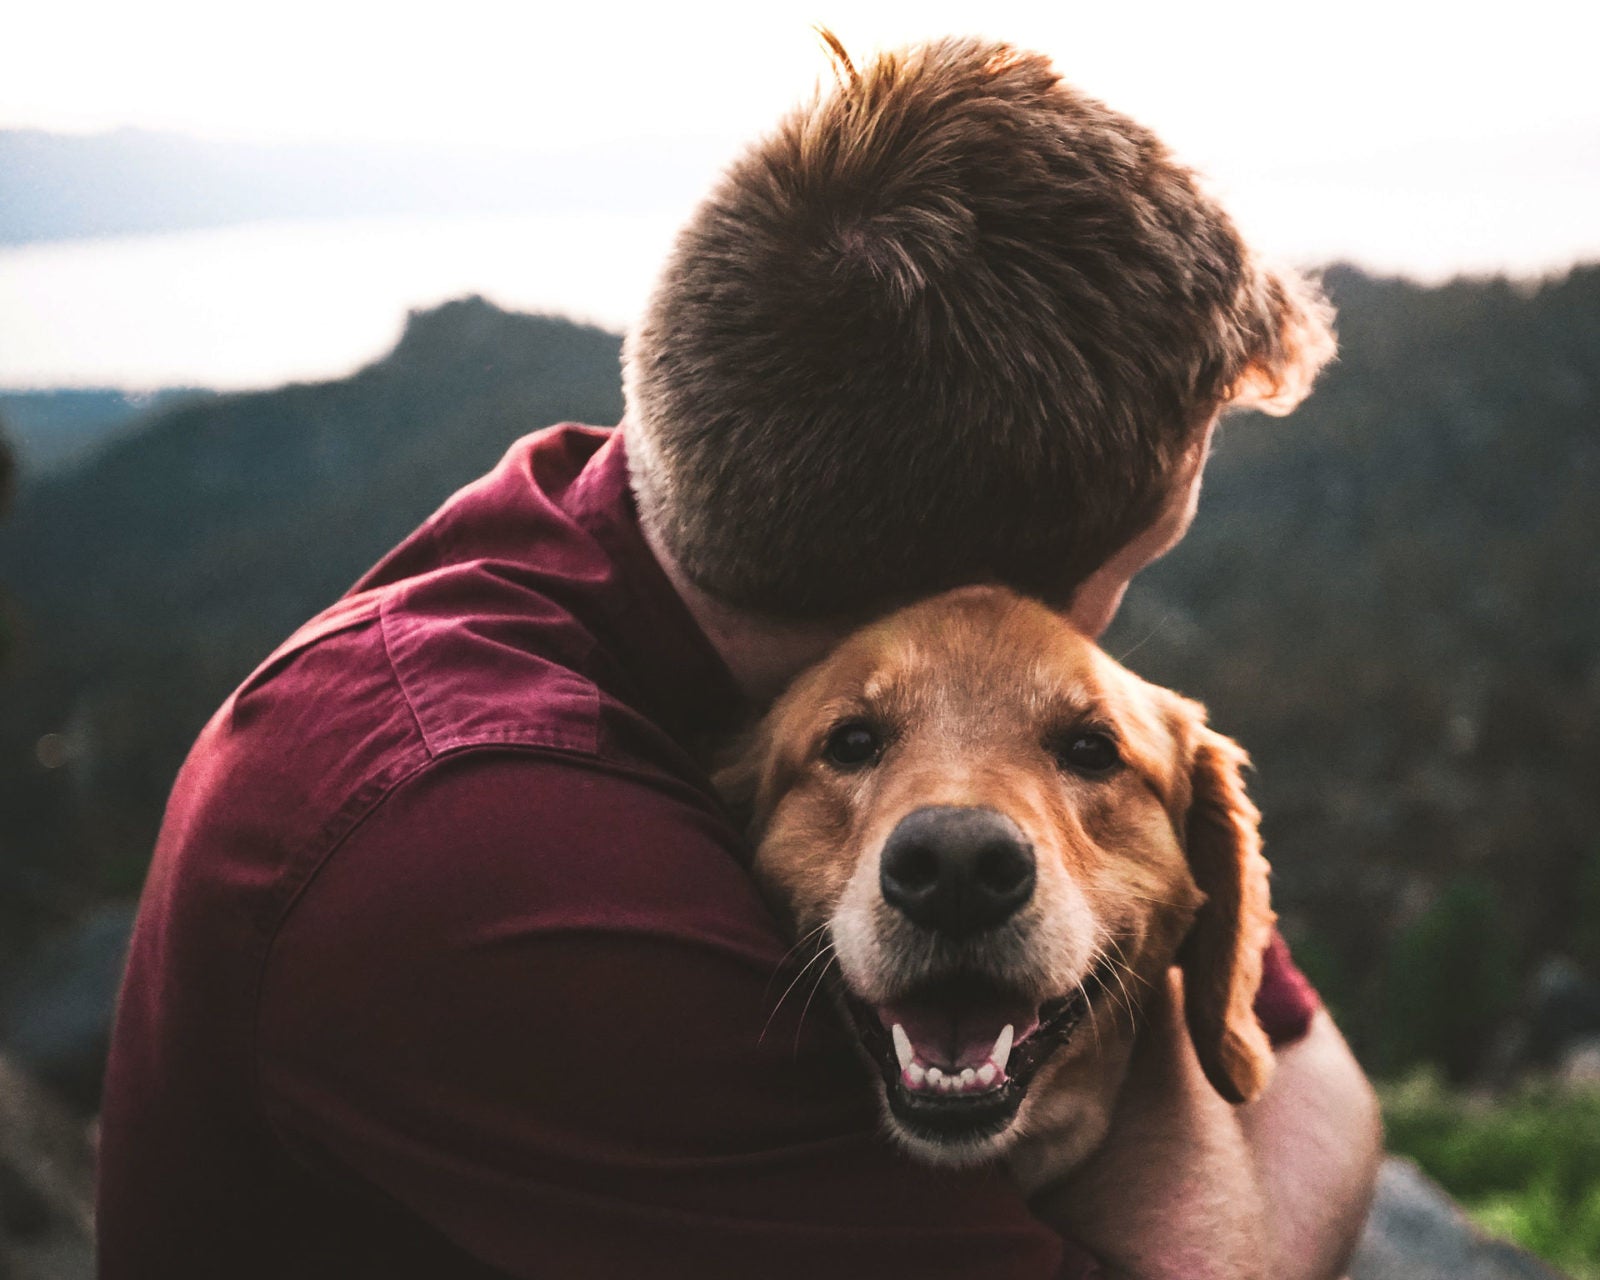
[717,585,1276,1198]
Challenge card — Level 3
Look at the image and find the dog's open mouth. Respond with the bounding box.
[841,966,1107,1145]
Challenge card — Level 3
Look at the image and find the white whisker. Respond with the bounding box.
[760,936,837,1046]
[792,951,842,1056]
[1097,934,1146,1034]
[1114,614,1170,665]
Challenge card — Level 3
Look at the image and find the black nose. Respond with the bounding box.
[879,806,1036,937]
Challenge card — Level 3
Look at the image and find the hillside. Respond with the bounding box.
[2,268,1598,1084]
[0,389,213,478]
[1104,264,1600,1074]
[0,297,624,961]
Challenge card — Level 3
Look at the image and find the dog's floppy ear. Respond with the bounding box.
[712,668,828,840]
[1176,723,1277,1104]
[711,721,768,837]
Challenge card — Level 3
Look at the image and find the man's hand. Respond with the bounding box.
[1030,973,1381,1280]
[1241,1008,1383,1279]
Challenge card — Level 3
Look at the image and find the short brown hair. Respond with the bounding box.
[623,33,1333,618]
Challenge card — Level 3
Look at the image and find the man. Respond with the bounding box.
[99,35,1379,1279]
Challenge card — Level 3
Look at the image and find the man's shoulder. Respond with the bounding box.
[273,748,760,973]
[232,566,605,767]
[153,570,626,928]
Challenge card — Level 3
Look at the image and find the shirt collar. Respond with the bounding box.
[562,429,748,744]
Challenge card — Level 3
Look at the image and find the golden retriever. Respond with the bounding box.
[717,584,1277,1204]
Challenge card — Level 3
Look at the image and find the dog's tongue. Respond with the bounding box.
[878,992,1040,1071]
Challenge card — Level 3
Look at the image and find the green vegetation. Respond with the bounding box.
[1377,877,1519,1079]
[1384,1073,1600,1276]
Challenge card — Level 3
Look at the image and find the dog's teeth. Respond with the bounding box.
[940,1074,958,1093]
[992,1024,1015,1074]
[906,1062,926,1088]
[959,1068,977,1088]
[891,1023,914,1072]
[977,1062,998,1086]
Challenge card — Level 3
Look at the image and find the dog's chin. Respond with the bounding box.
[837,966,1105,1166]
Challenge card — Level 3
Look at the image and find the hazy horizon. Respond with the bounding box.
[6,0,1599,389]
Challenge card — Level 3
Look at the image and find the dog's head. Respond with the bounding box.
[719,585,1275,1164]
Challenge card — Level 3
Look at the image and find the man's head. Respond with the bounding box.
[624,32,1334,625]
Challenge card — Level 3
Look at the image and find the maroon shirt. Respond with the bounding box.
[98,425,1315,1278]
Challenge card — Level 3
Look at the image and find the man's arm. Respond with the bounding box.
[257,750,1096,1279]
[1243,1008,1383,1279]
[1033,974,1380,1280]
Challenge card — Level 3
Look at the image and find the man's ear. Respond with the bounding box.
[1177,725,1277,1104]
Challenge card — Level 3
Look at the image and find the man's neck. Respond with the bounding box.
[642,523,851,705]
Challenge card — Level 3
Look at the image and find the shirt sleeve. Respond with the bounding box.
[257,750,1099,1280]
[1254,930,1320,1048]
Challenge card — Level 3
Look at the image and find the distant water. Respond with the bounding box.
[4,158,1599,392]
[0,212,682,390]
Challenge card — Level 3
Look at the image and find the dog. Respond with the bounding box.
[717,584,1277,1209]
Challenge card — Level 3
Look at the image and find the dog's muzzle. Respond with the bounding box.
[825,804,1097,1151]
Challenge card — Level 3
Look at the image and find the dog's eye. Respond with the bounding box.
[1053,732,1122,776]
[822,721,882,769]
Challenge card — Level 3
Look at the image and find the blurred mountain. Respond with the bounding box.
[0,296,623,965]
[1105,263,1600,1077]
[0,268,1597,1086]
[0,418,12,514]
[0,129,725,246]
[0,390,214,479]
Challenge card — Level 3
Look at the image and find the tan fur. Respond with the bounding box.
[718,585,1275,1187]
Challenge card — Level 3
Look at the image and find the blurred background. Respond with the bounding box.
[1,1,1597,1275]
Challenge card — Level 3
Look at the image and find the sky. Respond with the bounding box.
[9,1,1598,160]
[4,0,1599,387]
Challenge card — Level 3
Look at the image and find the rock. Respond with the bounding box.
[0,1052,94,1280]
[1351,1157,1570,1280]
[1528,957,1600,1070]
[1557,1036,1600,1090]
[0,902,136,1110]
